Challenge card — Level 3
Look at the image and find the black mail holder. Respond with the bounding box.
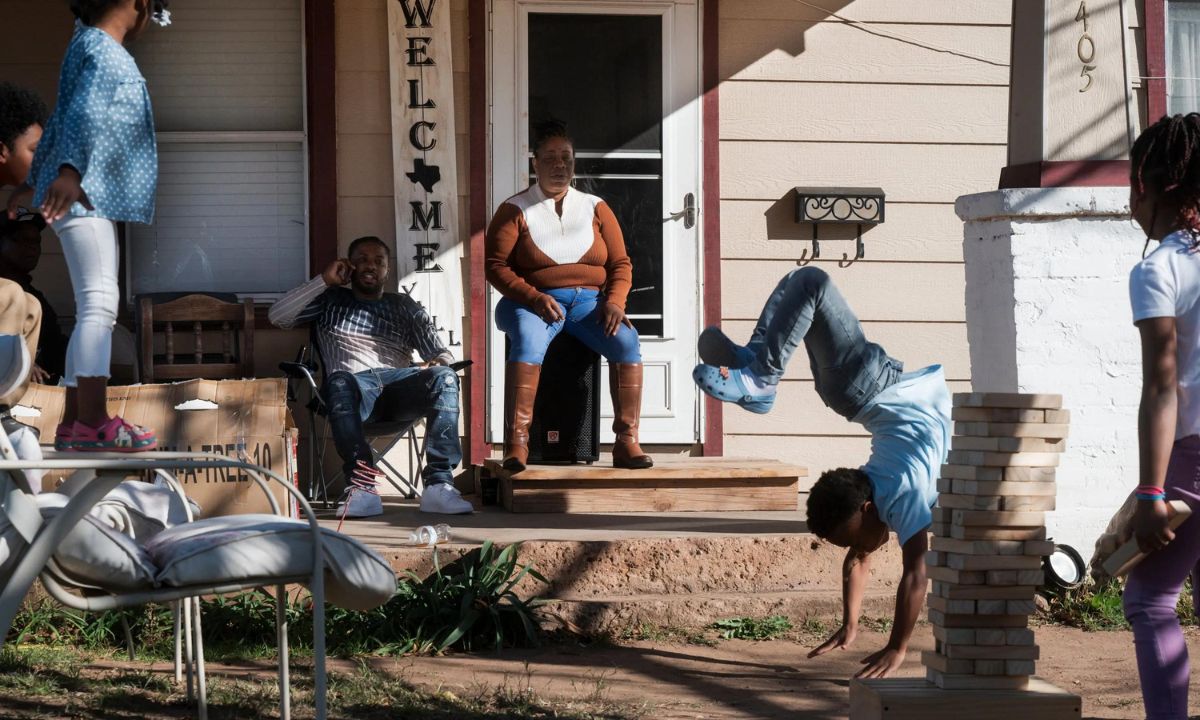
[505,332,601,464]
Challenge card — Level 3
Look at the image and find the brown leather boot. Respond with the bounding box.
[610,362,653,469]
[502,362,541,473]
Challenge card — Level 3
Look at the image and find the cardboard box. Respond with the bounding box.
[16,379,298,518]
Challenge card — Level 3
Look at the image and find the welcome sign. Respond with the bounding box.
[387,0,464,348]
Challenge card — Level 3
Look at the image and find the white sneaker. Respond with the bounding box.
[337,462,384,519]
[419,483,474,515]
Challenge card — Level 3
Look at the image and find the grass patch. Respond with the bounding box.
[618,623,716,647]
[0,646,644,720]
[708,615,793,641]
[1041,579,1198,631]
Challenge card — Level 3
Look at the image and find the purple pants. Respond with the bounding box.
[1123,435,1200,720]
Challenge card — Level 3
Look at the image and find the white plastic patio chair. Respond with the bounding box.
[0,447,397,720]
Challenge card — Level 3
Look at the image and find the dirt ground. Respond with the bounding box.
[352,624,1191,720]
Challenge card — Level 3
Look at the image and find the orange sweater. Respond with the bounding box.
[485,185,634,310]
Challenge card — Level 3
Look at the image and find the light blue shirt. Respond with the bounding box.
[854,364,952,545]
[30,22,157,224]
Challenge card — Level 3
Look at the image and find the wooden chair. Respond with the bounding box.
[138,294,255,382]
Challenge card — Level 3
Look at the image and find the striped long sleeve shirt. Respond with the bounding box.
[268,276,453,375]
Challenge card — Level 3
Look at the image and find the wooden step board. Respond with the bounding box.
[851,677,1081,719]
[485,457,805,513]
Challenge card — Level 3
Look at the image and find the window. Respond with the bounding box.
[128,0,307,299]
[1169,0,1200,113]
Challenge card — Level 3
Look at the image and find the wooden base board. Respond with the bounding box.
[850,677,1081,720]
[485,457,804,513]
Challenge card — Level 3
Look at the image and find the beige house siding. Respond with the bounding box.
[717,1,1011,478]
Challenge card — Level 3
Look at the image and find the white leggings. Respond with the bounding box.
[51,216,119,386]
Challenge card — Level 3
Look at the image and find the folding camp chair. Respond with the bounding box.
[281,336,445,504]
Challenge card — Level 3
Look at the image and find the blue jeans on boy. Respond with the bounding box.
[496,287,641,364]
[322,365,462,487]
[1123,435,1200,720]
[746,267,901,419]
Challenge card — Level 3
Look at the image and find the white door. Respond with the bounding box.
[488,0,702,445]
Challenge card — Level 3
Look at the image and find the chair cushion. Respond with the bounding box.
[36,494,158,591]
[90,480,201,541]
[144,514,396,611]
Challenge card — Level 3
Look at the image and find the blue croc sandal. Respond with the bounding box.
[697,326,756,369]
[692,363,776,414]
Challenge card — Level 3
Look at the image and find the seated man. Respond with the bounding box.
[0,210,68,384]
[693,267,950,679]
[269,235,472,518]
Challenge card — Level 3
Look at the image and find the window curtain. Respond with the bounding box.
[1169,1,1200,114]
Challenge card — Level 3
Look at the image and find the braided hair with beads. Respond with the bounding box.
[1131,113,1200,250]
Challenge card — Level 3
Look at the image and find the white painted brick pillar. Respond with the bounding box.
[956,188,1145,554]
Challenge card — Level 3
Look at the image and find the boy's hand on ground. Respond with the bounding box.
[854,645,906,679]
[1132,498,1175,553]
[41,166,91,222]
[807,623,857,658]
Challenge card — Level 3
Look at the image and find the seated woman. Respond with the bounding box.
[485,121,652,472]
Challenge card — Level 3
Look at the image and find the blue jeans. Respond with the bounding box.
[322,366,462,487]
[496,287,641,364]
[746,267,901,419]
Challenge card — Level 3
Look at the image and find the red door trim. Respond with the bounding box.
[1146,0,1168,122]
[467,0,490,467]
[305,0,337,276]
[701,0,723,457]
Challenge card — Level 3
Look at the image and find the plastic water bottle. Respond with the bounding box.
[406,524,451,547]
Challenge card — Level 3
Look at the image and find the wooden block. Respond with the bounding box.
[1006,628,1036,646]
[1000,467,1058,483]
[946,450,1060,468]
[954,422,1070,439]
[975,659,1007,675]
[921,650,975,674]
[941,464,1005,481]
[986,570,1019,585]
[1044,409,1071,424]
[1007,599,1038,615]
[926,667,1033,690]
[1006,660,1037,676]
[927,566,987,585]
[927,609,1029,628]
[974,629,1006,645]
[952,436,1066,453]
[931,625,976,644]
[977,599,1008,615]
[849,676,1081,719]
[953,392,1063,409]
[952,509,1046,527]
[943,644,1039,660]
[938,492,1002,510]
[937,476,954,493]
[930,522,950,536]
[926,550,945,567]
[953,479,1057,496]
[947,553,1043,571]
[1002,495,1057,512]
[952,407,1047,423]
[931,537,1027,556]
[1023,540,1056,556]
[932,506,954,523]
[1016,570,1046,586]
[952,525,1048,541]
[1102,500,1193,577]
[934,583,1041,600]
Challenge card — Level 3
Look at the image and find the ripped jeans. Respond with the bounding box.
[322,365,462,486]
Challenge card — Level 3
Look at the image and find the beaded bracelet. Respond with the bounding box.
[1136,492,1167,502]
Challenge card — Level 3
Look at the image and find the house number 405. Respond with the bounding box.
[1076,1,1097,92]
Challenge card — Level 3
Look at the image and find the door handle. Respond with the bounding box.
[669,192,697,229]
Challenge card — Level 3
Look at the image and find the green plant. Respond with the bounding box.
[708,615,793,641]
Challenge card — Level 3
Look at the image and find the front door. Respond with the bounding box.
[488,0,702,445]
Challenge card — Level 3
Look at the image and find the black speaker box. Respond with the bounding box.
[507,333,600,464]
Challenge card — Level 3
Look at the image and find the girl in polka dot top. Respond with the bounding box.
[7,0,170,452]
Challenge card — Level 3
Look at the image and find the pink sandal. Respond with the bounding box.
[53,423,73,451]
[69,416,157,453]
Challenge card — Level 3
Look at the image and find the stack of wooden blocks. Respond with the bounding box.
[922,392,1068,690]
